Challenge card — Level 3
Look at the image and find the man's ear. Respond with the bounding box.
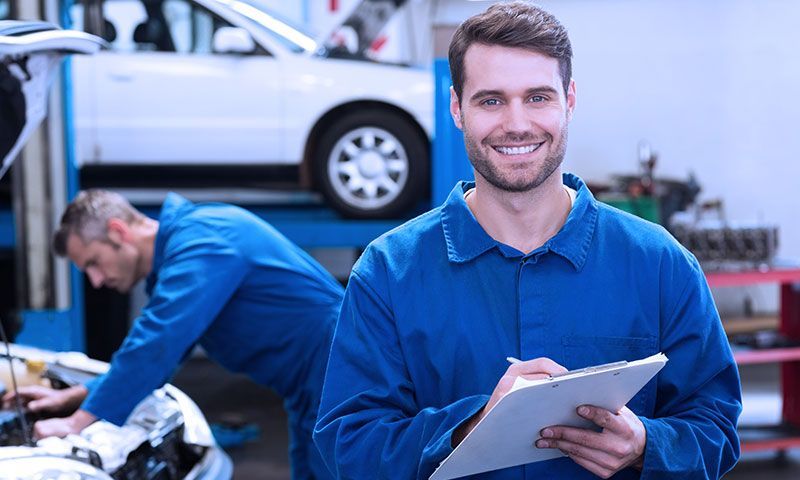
[450,86,464,130]
[566,78,576,122]
[106,218,130,245]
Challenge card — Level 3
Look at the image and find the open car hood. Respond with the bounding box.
[0,21,105,178]
[308,0,407,60]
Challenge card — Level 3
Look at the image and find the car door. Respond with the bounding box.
[72,0,283,167]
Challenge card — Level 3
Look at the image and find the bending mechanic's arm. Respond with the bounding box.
[37,227,249,437]
[314,261,489,480]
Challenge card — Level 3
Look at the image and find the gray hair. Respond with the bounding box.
[53,189,145,256]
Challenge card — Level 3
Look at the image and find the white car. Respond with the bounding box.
[1,20,232,479]
[70,0,434,218]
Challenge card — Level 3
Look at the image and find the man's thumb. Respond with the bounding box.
[27,399,49,412]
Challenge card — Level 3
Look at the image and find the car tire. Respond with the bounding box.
[313,109,428,219]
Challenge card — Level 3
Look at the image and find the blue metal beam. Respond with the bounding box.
[135,204,410,248]
[0,204,410,249]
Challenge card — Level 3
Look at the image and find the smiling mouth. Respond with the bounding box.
[493,143,544,155]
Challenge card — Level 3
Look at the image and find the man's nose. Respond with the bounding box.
[86,268,104,288]
[502,101,530,134]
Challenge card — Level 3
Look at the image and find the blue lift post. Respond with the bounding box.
[0,209,12,249]
[5,53,471,350]
[433,59,473,203]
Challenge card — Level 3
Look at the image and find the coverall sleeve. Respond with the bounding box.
[82,225,249,425]
[639,256,742,479]
[314,269,489,479]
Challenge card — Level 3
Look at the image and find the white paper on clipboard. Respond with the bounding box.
[430,352,668,480]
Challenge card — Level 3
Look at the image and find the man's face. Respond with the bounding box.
[450,44,576,192]
[66,228,140,293]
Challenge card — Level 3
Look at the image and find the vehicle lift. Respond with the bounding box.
[3,1,470,353]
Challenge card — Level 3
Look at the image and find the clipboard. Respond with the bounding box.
[430,353,668,480]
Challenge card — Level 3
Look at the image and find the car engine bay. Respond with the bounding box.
[0,345,230,480]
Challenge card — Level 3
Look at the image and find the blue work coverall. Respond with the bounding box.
[314,174,742,479]
[83,193,343,479]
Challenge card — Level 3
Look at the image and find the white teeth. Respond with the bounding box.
[495,144,540,155]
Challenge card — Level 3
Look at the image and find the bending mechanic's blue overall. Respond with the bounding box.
[314,174,741,479]
[84,193,343,479]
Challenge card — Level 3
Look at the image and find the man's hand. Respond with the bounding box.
[33,409,97,440]
[2,385,88,415]
[453,358,568,446]
[536,405,647,478]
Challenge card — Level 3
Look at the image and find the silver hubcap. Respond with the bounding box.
[327,126,409,210]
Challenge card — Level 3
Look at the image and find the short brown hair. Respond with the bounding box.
[53,189,145,256]
[448,1,573,102]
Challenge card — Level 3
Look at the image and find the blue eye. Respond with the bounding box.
[482,98,500,106]
[530,95,545,103]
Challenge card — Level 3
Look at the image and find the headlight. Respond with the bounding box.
[0,457,112,480]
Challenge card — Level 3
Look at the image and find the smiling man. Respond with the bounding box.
[313,2,741,479]
[6,189,343,480]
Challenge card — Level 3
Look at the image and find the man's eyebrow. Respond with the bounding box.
[469,89,505,102]
[526,86,560,96]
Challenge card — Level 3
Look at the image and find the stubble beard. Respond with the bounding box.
[107,238,136,294]
[463,121,568,193]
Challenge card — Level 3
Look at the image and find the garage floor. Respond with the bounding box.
[172,357,291,479]
[171,358,800,479]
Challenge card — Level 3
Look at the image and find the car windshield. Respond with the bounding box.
[216,0,317,54]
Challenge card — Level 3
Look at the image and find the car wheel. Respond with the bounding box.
[314,109,428,218]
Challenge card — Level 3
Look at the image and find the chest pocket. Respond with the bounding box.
[561,335,658,414]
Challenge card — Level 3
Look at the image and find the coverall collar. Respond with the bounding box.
[440,172,598,271]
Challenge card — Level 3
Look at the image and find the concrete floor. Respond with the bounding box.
[172,357,291,479]
[171,359,800,479]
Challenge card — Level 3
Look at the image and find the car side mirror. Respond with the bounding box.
[212,27,255,54]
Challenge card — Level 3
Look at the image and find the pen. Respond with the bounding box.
[507,356,554,380]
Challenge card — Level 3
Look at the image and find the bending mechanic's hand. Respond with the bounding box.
[452,358,568,446]
[536,405,646,478]
[2,385,88,415]
[33,408,98,440]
